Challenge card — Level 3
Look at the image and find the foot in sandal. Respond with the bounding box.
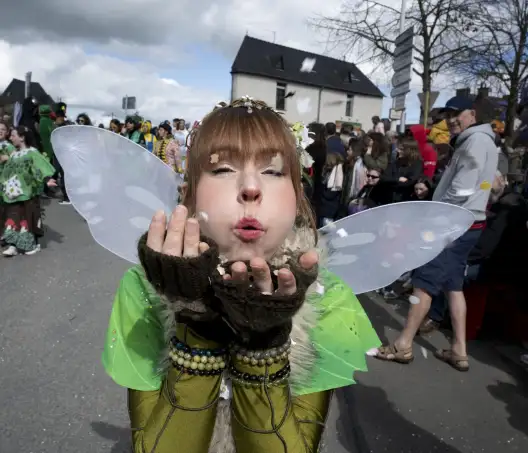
[434,349,469,372]
[375,344,414,364]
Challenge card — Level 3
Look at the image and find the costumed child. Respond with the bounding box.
[1,126,56,257]
[141,120,157,153]
[101,98,381,452]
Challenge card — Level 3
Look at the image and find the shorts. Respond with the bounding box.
[412,229,482,296]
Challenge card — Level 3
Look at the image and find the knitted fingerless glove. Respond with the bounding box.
[211,255,318,349]
[137,232,220,304]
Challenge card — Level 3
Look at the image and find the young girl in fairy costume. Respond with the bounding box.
[102,99,381,452]
[1,126,57,256]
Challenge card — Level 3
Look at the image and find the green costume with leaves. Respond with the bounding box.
[102,265,380,452]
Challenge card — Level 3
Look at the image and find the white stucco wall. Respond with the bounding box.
[231,73,383,129]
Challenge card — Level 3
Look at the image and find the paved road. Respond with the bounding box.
[1,199,527,452]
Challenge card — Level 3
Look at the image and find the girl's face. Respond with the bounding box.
[10,130,22,147]
[110,122,119,133]
[414,183,429,199]
[397,144,405,157]
[0,124,7,141]
[365,137,373,147]
[125,122,134,131]
[195,155,297,261]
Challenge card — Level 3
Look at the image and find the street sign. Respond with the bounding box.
[391,84,411,98]
[393,49,413,72]
[394,27,414,48]
[392,71,412,88]
[417,91,440,109]
[389,108,403,120]
[393,95,406,111]
[122,96,136,110]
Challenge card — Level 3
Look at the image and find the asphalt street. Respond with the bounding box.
[0,199,527,452]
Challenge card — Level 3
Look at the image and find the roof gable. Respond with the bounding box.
[1,78,55,105]
[232,36,384,98]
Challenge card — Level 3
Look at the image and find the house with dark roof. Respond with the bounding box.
[0,78,55,110]
[231,36,384,127]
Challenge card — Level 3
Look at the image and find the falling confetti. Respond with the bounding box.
[216,265,225,276]
[198,211,209,222]
[409,295,420,304]
[210,153,219,164]
[296,97,312,114]
[270,153,284,171]
[300,57,316,72]
[421,231,435,242]
[366,348,378,357]
[336,228,348,238]
[421,347,428,359]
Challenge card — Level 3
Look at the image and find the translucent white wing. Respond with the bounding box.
[51,126,182,264]
[318,201,475,294]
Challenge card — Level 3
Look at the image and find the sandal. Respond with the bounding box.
[375,344,414,364]
[434,349,469,372]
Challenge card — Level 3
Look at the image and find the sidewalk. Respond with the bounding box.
[342,292,528,452]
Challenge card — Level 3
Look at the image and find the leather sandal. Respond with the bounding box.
[434,349,469,372]
[375,344,414,364]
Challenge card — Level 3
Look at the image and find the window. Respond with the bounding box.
[276,83,287,111]
[271,55,284,70]
[345,94,354,117]
[344,71,360,83]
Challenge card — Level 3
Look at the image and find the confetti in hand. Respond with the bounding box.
[300,57,316,72]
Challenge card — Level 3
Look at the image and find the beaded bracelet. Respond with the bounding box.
[230,339,291,367]
[229,363,291,387]
[169,337,228,376]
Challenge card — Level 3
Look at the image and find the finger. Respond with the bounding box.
[250,257,273,294]
[161,206,187,256]
[276,268,297,296]
[146,210,166,252]
[198,242,210,254]
[299,250,319,270]
[223,274,232,281]
[183,218,200,257]
[230,262,248,282]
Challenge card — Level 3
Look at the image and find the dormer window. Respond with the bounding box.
[344,71,359,83]
[271,55,284,70]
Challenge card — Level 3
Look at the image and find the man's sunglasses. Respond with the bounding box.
[366,174,380,179]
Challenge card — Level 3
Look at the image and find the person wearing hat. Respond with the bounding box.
[153,122,180,172]
[376,94,498,372]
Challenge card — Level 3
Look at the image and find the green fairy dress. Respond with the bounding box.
[102,266,380,452]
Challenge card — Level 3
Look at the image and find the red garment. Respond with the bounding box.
[410,125,437,178]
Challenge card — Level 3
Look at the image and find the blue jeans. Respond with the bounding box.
[428,263,481,322]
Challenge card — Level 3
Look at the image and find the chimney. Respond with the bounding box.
[477,86,489,98]
[456,88,471,97]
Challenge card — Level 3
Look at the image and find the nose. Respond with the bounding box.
[238,174,262,204]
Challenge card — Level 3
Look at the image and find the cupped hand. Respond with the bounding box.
[223,251,319,296]
[146,205,210,257]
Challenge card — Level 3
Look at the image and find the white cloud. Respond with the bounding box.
[0,0,458,126]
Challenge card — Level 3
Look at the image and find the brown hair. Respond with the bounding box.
[399,138,422,163]
[183,100,316,238]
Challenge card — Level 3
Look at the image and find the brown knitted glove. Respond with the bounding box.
[211,255,318,349]
[137,232,220,303]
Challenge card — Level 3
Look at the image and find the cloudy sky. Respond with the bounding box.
[0,0,453,126]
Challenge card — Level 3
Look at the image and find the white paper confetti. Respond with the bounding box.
[198,211,209,222]
[421,347,428,359]
[336,228,348,238]
[210,153,219,164]
[366,348,378,357]
[409,295,420,305]
[456,189,476,196]
[270,153,284,171]
[421,231,435,242]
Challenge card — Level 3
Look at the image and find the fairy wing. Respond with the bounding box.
[51,126,182,264]
[318,201,475,295]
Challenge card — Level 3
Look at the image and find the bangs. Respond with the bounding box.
[190,107,298,171]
